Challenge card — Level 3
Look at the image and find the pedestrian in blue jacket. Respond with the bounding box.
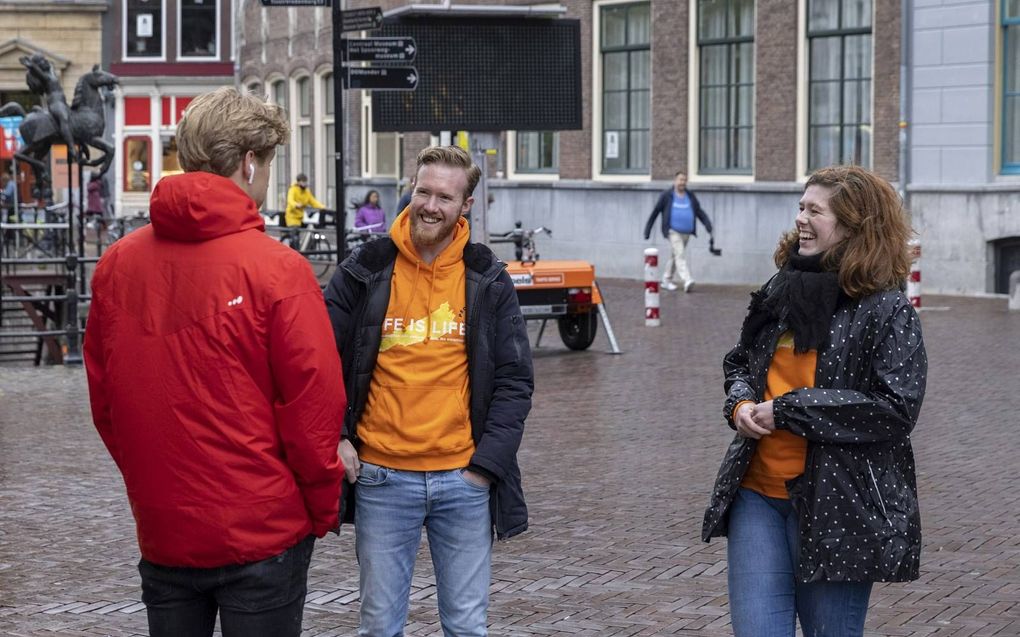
[643,171,713,292]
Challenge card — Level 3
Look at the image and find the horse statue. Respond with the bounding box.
[0,55,118,201]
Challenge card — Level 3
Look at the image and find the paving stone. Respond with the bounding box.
[0,282,1017,635]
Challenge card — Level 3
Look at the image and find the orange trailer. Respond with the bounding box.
[505,259,620,353]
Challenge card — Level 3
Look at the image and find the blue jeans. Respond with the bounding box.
[355,461,492,637]
[727,488,873,637]
[138,534,314,637]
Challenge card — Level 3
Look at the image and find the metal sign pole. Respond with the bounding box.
[64,147,81,365]
[333,0,346,264]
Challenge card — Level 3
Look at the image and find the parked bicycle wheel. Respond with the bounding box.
[307,233,333,278]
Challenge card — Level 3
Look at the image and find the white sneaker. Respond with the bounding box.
[661,279,678,291]
[684,280,695,293]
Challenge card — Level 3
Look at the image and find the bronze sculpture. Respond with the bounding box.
[0,54,118,201]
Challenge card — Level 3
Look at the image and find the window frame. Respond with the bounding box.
[123,0,167,62]
[268,77,290,211]
[123,135,153,193]
[294,74,314,185]
[177,0,220,61]
[695,0,755,176]
[804,0,874,173]
[592,0,652,181]
[359,91,400,178]
[1001,0,1020,175]
[508,131,560,178]
[319,70,336,209]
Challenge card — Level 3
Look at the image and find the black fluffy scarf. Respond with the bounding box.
[738,249,842,353]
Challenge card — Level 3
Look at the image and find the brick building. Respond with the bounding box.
[105,0,235,215]
[238,0,1019,294]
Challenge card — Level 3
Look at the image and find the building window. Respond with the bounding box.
[125,0,165,59]
[296,76,313,183]
[180,0,218,59]
[360,93,399,178]
[807,0,872,171]
[698,0,754,174]
[271,80,290,210]
[516,132,558,173]
[600,2,651,174]
[323,73,335,208]
[161,135,183,178]
[1002,0,1020,174]
[124,136,151,192]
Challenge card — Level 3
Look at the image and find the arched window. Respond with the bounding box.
[296,76,313,184]
[270,80,290,210]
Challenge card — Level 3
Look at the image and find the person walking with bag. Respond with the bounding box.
[703,165,927,636]
[643,170,713,292]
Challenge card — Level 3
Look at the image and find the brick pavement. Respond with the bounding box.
[1,279,1019,636]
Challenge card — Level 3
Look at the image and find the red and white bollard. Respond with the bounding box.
[644,248,661,326]
[907,239,921,308]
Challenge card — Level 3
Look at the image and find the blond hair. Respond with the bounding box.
[176,87,290,177]
[415,145,481,199]
[774,165,913,299]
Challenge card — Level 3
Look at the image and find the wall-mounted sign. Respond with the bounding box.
[605,131,619,159]
[137,14,154,38]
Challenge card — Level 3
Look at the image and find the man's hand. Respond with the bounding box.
[338,439,360,484]
[735,402,773,440]
[461,469,491,488]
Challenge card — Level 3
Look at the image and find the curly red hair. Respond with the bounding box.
[774,166,913,299]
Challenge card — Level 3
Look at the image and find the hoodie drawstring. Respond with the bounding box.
[401,261,422,330]
[423,261,438,344]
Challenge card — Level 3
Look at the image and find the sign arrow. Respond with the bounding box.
[342,66,419,91]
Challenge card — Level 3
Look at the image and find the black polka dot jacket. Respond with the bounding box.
[702,282,928,583]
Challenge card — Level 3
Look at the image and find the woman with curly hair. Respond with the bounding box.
[703,165,928,636]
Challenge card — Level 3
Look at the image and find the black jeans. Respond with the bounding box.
[138,534,315,637]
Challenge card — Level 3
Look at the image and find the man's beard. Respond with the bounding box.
[410,213,459,247]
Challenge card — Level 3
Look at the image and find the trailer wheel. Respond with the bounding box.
[558,312,598,350]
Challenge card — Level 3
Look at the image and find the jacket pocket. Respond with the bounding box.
[865,460,893,528]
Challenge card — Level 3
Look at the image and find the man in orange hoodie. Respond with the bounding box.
[85,88,345,637]
[326,145,534,636]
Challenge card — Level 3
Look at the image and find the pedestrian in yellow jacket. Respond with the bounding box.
[285,173,325,227]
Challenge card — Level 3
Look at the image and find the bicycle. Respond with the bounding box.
[262,208,335,278]
[489,221,552,265]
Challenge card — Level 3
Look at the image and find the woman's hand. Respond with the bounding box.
[750,400,776,430]
[735,402,773,439]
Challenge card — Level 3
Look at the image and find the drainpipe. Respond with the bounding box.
[898,0,912,213]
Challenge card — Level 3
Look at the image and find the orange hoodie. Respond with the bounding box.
[357,210,475,471]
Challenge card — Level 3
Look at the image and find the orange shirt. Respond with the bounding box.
[740,332,815,499]
[357,211,475,471]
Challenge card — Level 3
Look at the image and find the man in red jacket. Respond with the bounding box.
[84,87,346,637]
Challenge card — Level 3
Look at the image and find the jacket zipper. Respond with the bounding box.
[866,460,893,527]
[341,261,374,443]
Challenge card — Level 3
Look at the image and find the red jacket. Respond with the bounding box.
[84,172,345,568]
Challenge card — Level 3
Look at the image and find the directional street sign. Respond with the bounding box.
[342,66,418,91]
[340,37,416,62]
[340,7,383,32]
[259,0,329,6]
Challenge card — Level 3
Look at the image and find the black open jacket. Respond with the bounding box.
[324,238,534,540]
[702,277,927,583]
